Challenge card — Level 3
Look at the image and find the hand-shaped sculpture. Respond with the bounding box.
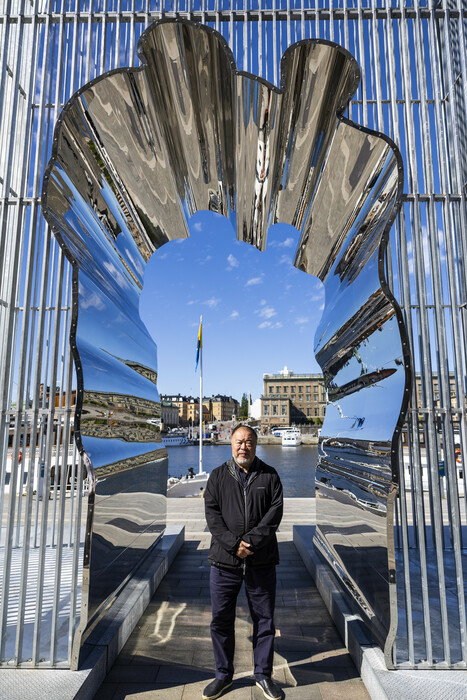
[42,18,409,668]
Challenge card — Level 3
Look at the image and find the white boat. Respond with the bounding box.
[281,428,302,446]
[167,469,209,497]
[162,433,193,447]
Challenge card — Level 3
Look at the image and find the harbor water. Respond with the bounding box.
[167,444,317,497]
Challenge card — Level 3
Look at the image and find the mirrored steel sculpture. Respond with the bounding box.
[42,18,409,668]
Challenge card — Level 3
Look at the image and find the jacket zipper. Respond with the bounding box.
[243,485,247,574]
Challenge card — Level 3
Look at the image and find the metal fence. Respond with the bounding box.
[0,0,465,669]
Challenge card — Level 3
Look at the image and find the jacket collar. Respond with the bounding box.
[226,457,261,486]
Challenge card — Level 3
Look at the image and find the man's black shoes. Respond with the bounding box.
[202,678,233,699]
[255,678,282,700]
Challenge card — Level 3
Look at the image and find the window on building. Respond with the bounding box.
[273,405,277,415]
[306,385,310,392]
[314,408,318,416]
[269,386,273,394]
[281,405,286,415]
[276,386,280,393]
[299,394,303,401]
[284,386,288,392]
[306,394,310,401]
[307,408,310,416]
[298,385,303,392]
[264,405,269,415]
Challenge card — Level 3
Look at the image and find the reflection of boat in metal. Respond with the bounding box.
[167,468,209,497]
[282,429,302,446]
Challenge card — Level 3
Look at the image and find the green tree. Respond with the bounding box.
[240,393,249,418]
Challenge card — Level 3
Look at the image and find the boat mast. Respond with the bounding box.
[199,315,203,475]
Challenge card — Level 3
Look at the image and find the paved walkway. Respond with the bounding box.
[93,499,370,700]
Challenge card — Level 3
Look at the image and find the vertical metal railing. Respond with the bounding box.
[0,0,465,668]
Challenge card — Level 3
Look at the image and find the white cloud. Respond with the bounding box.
[229,310,239,320]
[295,316,309,325]
[280,237,295,248]
[103,261,128,289]
[204,297,221,308]
[227,254,239,269]
[259,320,283,330]
[279,255,291,264]
[259,305,276,319]
[79,289,105,310]
[245,276,263,287]
[192,222,203,232]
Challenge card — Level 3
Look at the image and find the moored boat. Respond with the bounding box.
[162,432,193,447]
[281,428,302,446]
[167,468,209,497]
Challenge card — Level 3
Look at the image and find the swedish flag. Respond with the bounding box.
[195,317,202,371]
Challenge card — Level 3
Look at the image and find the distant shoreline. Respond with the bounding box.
[194,436,319,446]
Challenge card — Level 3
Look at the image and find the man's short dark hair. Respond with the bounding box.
[231,424,257,441]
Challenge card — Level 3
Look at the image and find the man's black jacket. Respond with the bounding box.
[204,457,283,569]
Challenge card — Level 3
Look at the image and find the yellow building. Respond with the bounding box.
[161,393,240,425]
[209,395,240,422]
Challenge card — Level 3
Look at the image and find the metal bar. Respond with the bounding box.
[398,12,436,664]
[430,3,467,663]
[32,247,65,665]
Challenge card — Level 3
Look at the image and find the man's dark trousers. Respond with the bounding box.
[210,564,276,682]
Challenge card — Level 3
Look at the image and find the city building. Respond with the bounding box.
[160,400,179,429]
[187,396,210,424]
[161,394,239,426]
[209,394,240,422]
[161,395,190,424]
[261,366,326,428]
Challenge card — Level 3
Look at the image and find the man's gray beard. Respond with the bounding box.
[236,456,254,468]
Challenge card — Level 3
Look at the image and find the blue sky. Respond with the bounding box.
[139,211,324,402]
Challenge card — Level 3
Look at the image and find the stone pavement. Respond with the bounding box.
[93,499,370,700]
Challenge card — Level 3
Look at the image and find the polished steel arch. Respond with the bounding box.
[41,18,408,666]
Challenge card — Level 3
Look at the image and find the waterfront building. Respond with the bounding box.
[261,366,326,428]
[187,396,210,425]
[161,394,190,424]
[161,394,239,425]
[209,394,240,422]
[160,400,179,429]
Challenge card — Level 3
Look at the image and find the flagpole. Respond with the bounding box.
[199,316,203,475]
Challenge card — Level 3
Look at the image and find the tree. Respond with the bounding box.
[239,393,249,419]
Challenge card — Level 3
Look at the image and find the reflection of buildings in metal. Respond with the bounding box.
[81,389,161,442]
[42,19,409,668]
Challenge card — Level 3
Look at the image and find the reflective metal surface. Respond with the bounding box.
[42,18,407,666]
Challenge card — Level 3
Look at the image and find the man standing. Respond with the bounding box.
[203,425,283,700]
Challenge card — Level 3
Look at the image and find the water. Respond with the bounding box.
[167,444,317,497]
